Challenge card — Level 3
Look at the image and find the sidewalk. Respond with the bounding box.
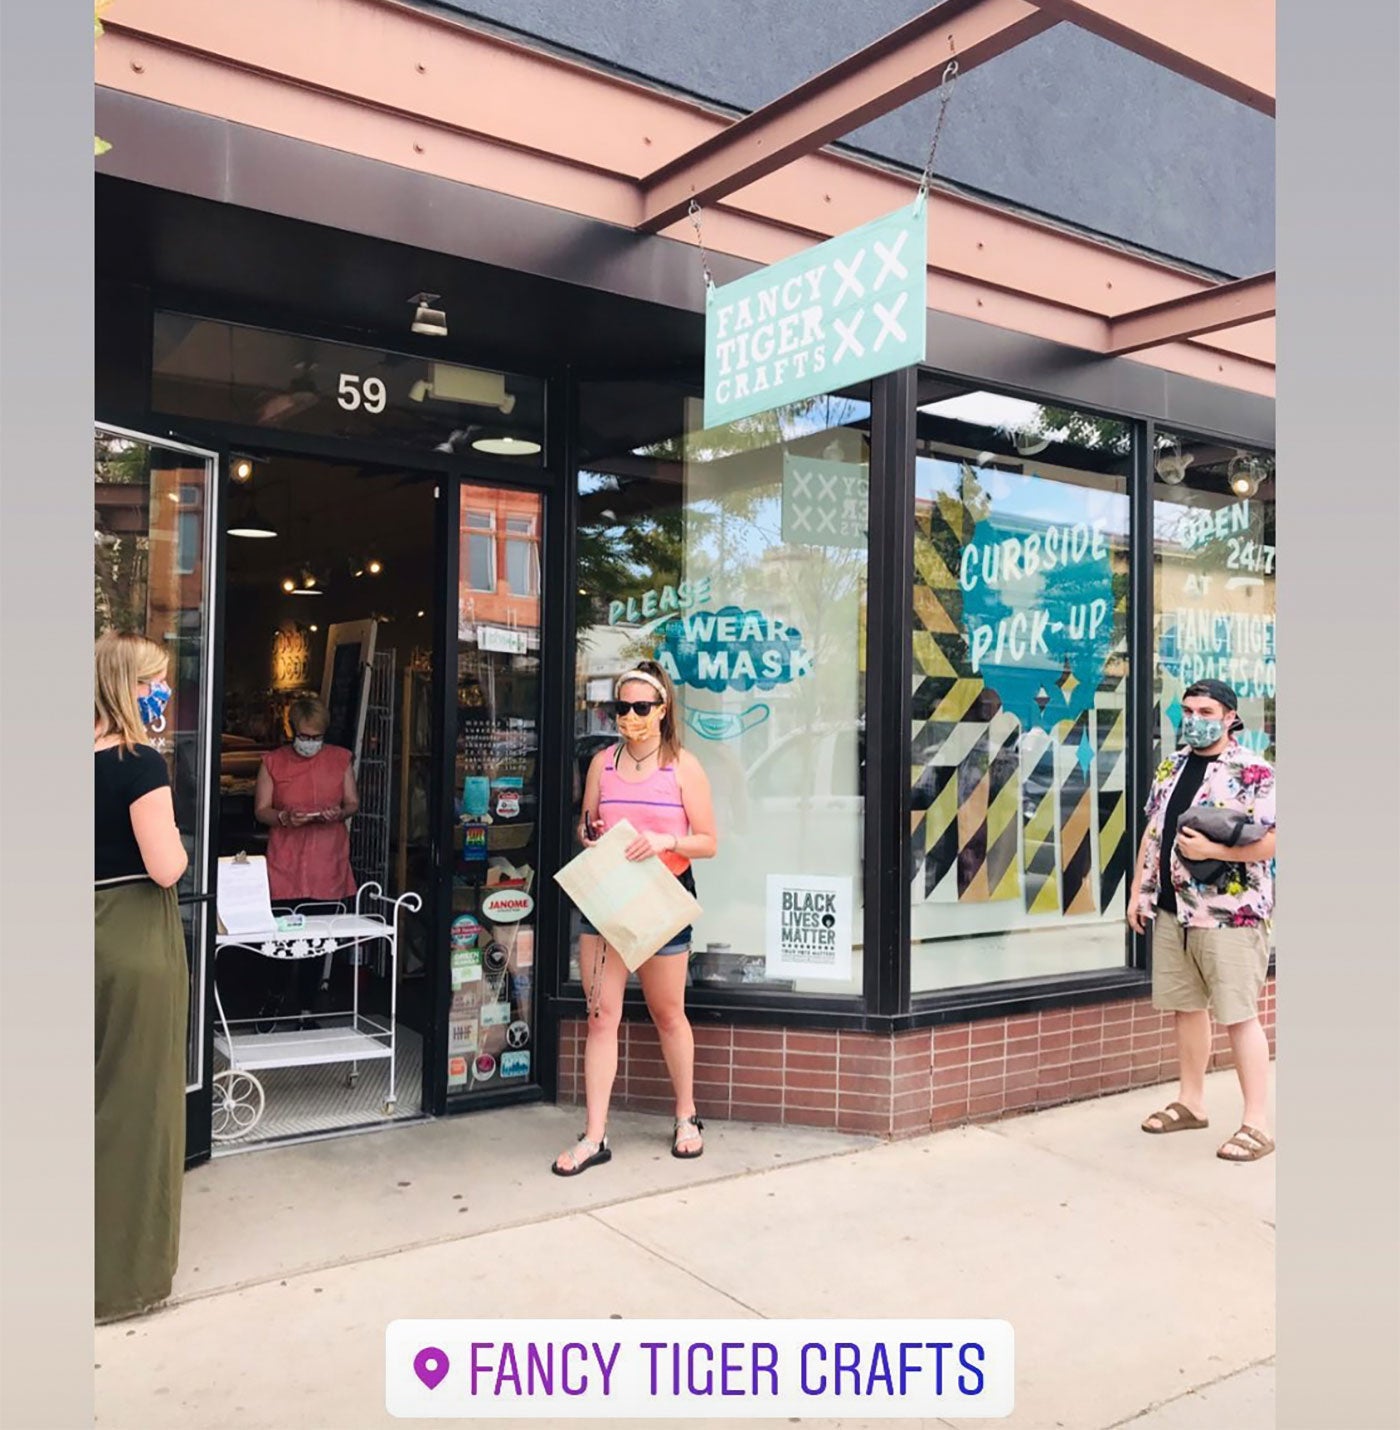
[95,1072,1274,1429]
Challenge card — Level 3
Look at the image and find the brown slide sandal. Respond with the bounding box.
[1141,1101,1210,1134]
[1217,1125,1275,1162]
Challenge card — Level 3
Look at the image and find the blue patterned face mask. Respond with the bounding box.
[1181,715,1224,749]
[138,679,171,727]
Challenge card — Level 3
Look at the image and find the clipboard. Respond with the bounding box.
[215,852,277,936]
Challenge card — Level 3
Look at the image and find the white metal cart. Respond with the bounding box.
[210,882,422,1143]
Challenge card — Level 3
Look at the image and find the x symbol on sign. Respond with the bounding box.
[872,231,909,289]
[790,505,813,533]
[814,507,837,534]
[832,311,866,363]
[832,251,867,304]
[791,471,813,499]
[817,473,839,502]
[872,293,909,351]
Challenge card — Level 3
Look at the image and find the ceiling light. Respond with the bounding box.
[367,559,383,575]
[1012,428,1051,457]
[309,624,319,633]
[302,572,317,589]
[232,457,255,483]
[471,435,542,457]
[282,577,297,593]
[409,293,448,337]
[290,587,324,597]
[228,505,278,539]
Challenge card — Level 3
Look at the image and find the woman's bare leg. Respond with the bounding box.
[555,936,629,1171]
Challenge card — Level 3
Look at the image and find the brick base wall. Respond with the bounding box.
[556,977,1277,1139]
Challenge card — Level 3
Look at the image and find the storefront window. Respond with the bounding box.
[1153,433,1276,760]
[95,427,217,1088]
[574,383,872,996]
[909,387,1132,993]
[449,486,543,1094]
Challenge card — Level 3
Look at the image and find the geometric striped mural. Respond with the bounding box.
[911,463,1131,930]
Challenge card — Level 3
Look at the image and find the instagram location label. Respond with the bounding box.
[413,1347,450,1391]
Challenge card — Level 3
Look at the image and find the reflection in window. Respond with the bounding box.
[574,386,872,996]
[505,516,539,597]
[464,510,495,592]
[1153,433,1276,761]
[909,386,1132,993]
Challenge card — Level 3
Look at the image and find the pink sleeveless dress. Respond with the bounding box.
[262,744,357,902]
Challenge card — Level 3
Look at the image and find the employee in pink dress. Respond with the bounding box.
[553,660,718,1177]
[253,696,359,1017]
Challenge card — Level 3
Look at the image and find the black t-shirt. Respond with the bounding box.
[95,745,171,882]
[1157,752,1213,913]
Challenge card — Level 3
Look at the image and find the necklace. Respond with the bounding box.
[625,741,661,771]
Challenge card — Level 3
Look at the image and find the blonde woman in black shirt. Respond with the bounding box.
[93,632,189,1320]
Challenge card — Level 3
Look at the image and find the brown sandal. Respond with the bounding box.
[1217,1125,1275,1162]
[1141,1101,1210,1134]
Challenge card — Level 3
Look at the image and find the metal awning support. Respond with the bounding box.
[639,0,1274,234]
[1106,273,1276,356]
[638,0,1058,234]
[1022,0,1275,116]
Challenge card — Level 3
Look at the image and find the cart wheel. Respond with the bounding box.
[345,1068,360,1089]
[383,1098,397,1116]
[211,1070,265,1142]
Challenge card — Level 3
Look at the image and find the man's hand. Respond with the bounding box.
[1176,827,1227,862]
[1126,889,1150,935]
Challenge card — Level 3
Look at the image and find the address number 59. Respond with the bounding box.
[337,373,388,413]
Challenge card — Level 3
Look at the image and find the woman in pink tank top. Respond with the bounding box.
[553,660,718,1177]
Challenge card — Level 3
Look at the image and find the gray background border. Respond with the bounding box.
[1276,0,1400,1425]
[0,4,95,1428]
[2,4,1399,1427]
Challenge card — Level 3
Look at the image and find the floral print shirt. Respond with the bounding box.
[1137,739,1276,929]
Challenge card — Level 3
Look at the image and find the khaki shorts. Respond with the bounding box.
[1151,916,1271,1026]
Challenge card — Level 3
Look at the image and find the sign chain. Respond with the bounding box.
[687,198,716,293]
[916,44,961,203]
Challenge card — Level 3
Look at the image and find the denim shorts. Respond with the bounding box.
[578,865,697,956]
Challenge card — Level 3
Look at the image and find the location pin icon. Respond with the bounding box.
[414,1347,450,1391]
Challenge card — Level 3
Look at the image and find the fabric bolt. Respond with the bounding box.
[261,743,357,901]
[1137,739,1276,929]
[94,878,188,1320]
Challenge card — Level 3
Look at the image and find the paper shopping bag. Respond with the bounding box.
[553,819,703,971]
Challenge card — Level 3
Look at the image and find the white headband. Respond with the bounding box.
[615,669,667,700]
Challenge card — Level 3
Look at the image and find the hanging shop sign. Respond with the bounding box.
[479,625,529,655]
[703,203,926,429]
[781,456,869,549]
[764,874,854,982]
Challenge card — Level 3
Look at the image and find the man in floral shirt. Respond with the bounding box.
[1128,680,1277,1162]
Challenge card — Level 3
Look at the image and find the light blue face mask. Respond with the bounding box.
[1181,715,1225,749]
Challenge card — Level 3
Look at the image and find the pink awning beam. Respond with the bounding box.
[1106,274,1277,357]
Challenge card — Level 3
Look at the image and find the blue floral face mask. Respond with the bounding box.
[138,679,171,727]
[1181,714,1225,749]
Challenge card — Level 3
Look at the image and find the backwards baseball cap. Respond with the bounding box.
[1182,679,1239,710]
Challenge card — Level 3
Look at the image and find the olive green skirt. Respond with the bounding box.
[95,879,188,1320]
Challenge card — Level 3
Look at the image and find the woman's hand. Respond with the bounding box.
[578,812,604,847]
[319,806,342,823]
[287,810,318,828]
[1176,827,1227,862]
[625,829,674,862]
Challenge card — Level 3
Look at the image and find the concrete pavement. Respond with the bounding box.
[95,1071,1274,1429]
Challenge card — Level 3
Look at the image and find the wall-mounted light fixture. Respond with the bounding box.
[1228,453,1261,499]
[1155,438,1193,485]
[409,293,448,337]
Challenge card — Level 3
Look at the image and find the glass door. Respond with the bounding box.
[447,485,543,1095]
[94,426,220,1159]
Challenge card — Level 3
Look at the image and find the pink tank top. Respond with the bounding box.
[598,746,690,875]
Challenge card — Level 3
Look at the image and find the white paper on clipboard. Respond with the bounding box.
[216,854,277,936]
